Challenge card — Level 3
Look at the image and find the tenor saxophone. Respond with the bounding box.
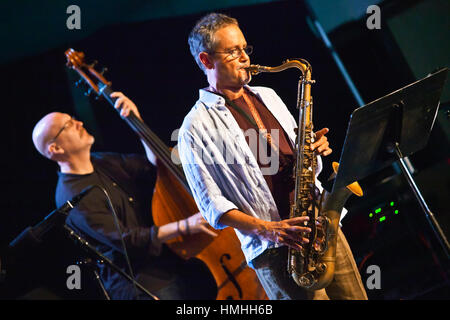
[247,59,363,291]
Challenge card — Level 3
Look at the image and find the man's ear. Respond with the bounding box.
[47,142,65,157]
[199,52,214,70]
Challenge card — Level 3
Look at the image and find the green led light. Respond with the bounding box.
[390,201,394,206]
[394,210,399,214]
[375,208,382,214]
[369,213,373,218]
[379,216,386,222]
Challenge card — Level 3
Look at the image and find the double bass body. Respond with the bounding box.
[152,161,268,300]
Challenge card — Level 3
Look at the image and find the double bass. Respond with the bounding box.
[64,48,267,300]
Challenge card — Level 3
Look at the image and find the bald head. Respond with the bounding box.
[32,112,68,158]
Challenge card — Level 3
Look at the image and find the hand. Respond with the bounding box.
[182,212,218,237]
[312,128,332,156]
[257,216,311,251]
[110,92,142,120]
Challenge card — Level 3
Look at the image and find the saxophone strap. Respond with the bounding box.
[223,90,279,154]
[242,91,273,146]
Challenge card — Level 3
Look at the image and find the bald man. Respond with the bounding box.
[32,92,216,300]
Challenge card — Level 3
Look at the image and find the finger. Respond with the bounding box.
[316,141,329,153]
[311,136,326,149]
[110,92,123,99]
[287,225,312,234]
[284,229,311,245]
[119,106,128,117]
[317,147,331,156]
[322,148,332,156]
[311,136,327,150]
[314,128,329,139]
[114,97,125,110]
[285,216,310,225]
[285,233,310,244]
[121,103,131,117]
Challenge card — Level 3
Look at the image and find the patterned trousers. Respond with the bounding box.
[253,228,368,300]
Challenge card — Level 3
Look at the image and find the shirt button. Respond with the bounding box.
[112,182,117,187]
[128,197,134,202]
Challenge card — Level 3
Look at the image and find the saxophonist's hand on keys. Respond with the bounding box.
[294,127,332,156]
[312,128,332,156]
[257,217,312,251]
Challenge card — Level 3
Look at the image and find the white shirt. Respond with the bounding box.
[178,85,344,266]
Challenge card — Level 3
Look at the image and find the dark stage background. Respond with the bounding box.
[0,0,449,300]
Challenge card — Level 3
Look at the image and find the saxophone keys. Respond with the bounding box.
[316,263,327,274]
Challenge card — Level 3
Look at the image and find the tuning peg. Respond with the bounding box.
[89,60,98,68]
[101,67,108,75]
[84,88,93,96]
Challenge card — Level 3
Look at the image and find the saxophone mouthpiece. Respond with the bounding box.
[245,64,263,75]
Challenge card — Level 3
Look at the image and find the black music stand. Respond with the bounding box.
[333,67,449,259]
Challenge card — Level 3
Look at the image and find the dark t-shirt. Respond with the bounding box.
[55,152,214,300]
[227,89,296,219]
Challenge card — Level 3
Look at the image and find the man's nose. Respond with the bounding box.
[240,50,250,61]
[239,53,249,65]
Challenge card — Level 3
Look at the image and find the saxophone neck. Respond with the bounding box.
[246,59,313,78]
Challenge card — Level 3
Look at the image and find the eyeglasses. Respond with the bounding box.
[211,45,253,59]
[50,116,76,143]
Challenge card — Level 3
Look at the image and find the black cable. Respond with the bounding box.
[92,185,141,300]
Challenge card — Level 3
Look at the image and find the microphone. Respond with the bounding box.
[8,185,95,250]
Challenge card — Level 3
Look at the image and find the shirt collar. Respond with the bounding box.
[199,88,225,109]
[199,85,260,110]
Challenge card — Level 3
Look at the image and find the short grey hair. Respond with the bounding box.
[188,13,238,73]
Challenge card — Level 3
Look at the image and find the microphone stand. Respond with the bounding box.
[63,225,159,300]
[75,258,110,300]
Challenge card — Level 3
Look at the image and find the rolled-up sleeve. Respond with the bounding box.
[178,127,237,230]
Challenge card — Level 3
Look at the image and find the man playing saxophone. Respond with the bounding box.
[178,12,367,300]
